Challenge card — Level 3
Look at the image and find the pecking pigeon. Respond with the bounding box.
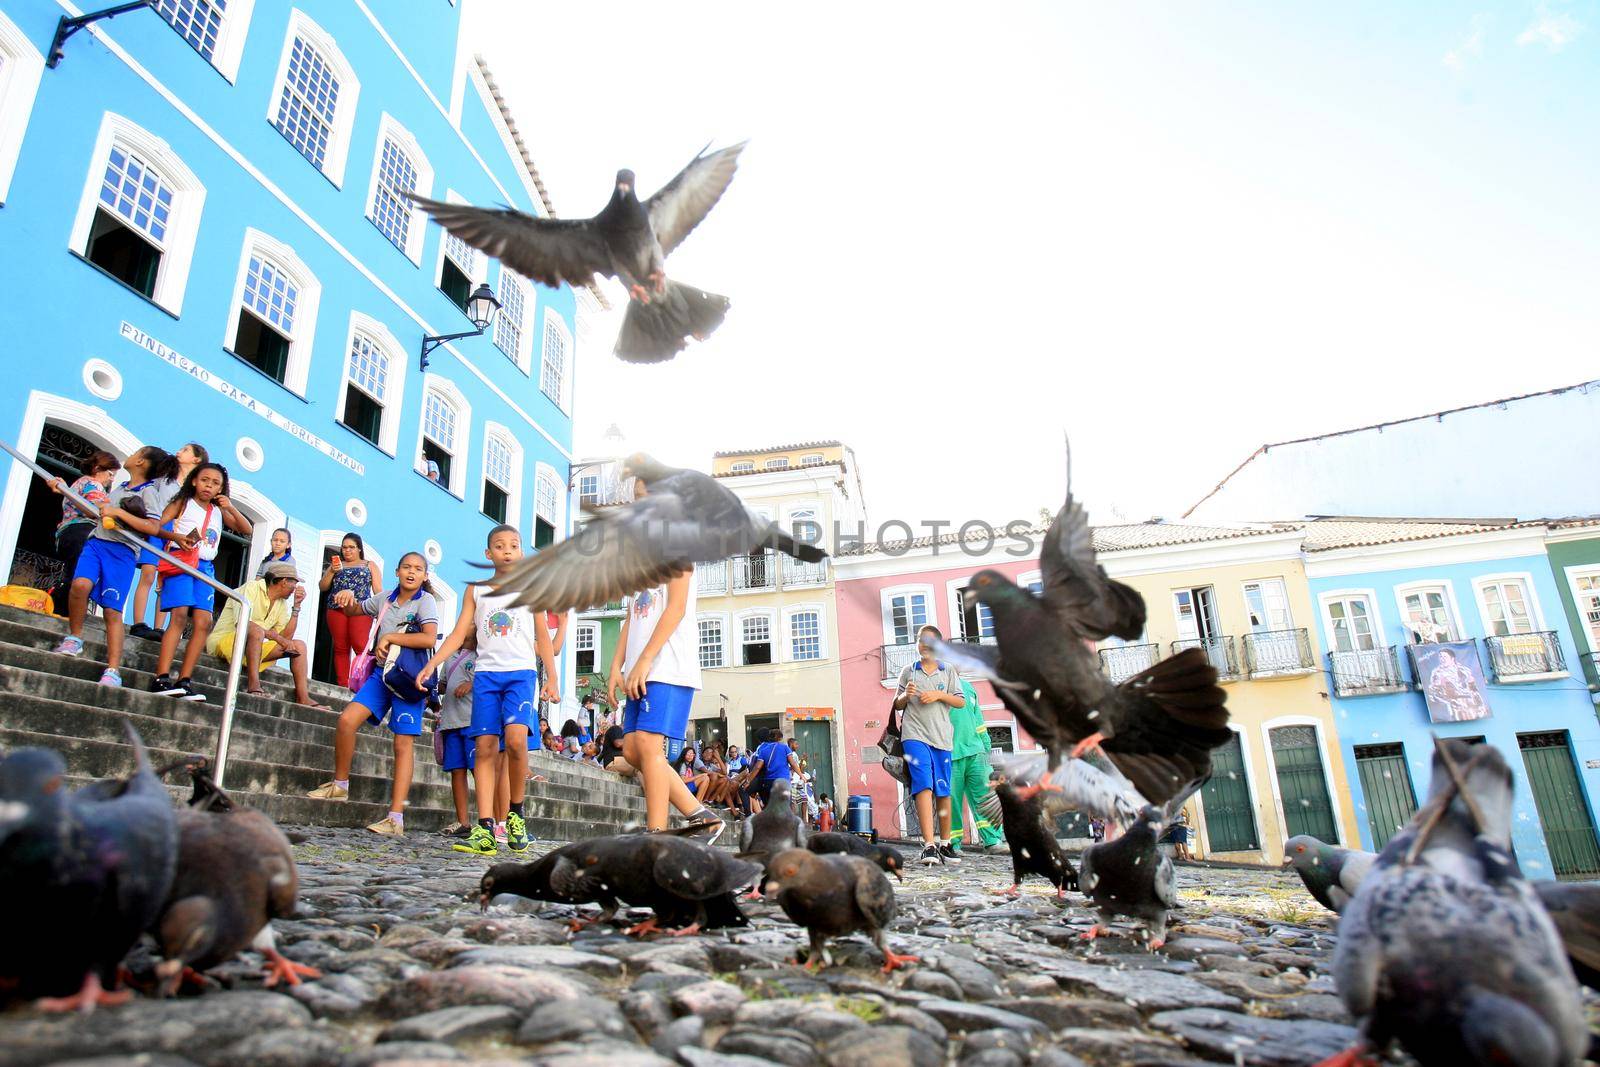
[483,453,826,613]
[410,143,745,363]
[992,778,1078,900]
[1077,802,1180,950]
[479,840,617,929]
[1284,834,1375,915]
[551,833,762,937]
[151,757,316,994]
[764,848,919,973]
[1326,738,1586,1067]
[806,831,905,881]
[0,727,178,1011]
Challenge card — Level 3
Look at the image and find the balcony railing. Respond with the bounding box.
[1100,643,1160,684]
[1242,628,1314,676]
[731,552,777,592]
[695,561,728,596]
[1171,635,1239,679]
[882,642,920,681]
[782,556,829,587]
[1329,646,1409,697]
[1484,631,1567,681]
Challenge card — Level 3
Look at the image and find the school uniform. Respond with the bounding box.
[895,659,961,799]
[73,478,166,612]
[620,577,700,742]
[465,589,542,746]
[436,647,477,771]
[159,498,224,613]
[350,588,439,737]
[136,477,181,568]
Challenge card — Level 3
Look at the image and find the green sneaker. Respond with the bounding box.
[506,811,528,853]
[453,824,498,856]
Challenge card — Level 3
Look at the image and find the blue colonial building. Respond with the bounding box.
[1304,519,1600,880]
[0,1,596,680]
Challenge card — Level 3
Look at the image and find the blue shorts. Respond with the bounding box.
[466,669,539,745]
[623,681,696,742]
[439,727,476,772]
[353,672,424,737]
[138,534,163,569]
[903,739,953,798]
[160,559,215,614]
[74,537,137,612]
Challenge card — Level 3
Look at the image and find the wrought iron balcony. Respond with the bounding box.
[1484,631,1566,681]
[695,560,728,596]
[781,556,829,588]
[882,642,920,681]
[1328,646,1409,697]
[1100,643,1160,684]
[1171,635,1239,679]
[1242,628,1315,676]
[731,552,776,592]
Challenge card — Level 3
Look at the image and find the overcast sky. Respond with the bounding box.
[464,1,1599,531]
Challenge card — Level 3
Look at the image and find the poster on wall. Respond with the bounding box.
[1411,641,1493,723]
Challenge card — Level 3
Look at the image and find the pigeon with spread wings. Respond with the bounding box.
[484,453,826,614]
[410,143,745,363]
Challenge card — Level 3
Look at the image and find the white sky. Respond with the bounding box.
[465,1,1600,531]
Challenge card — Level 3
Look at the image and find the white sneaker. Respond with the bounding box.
[306,781,349,801]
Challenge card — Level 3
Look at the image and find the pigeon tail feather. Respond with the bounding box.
[614,280,730,363]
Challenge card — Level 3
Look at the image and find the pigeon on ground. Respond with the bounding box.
[0,727,178,1011]
[1326,738,1585,1067]
[1077,801,1180,949]
[739,779,807,897]
[483,453,827,613]
[150,757,316,994]
[550,833,762,937]
[806,831,905,881]
[764,848,919,973]
[1284,834,1375,915]
[992,778,1078,900]
[411,143,745,363]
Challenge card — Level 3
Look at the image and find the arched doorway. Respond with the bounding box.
[310,529,386,686]
[12,424,106,602]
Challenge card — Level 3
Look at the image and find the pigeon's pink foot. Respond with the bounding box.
[1056,887,1067,902]
[800,955,827,974]
[624,917,662,938]
[36,972,129,1013]
[743,889,764,902]
[648,271,666,294]
[991,884,1021,898]
[1311,1048,1377,1067]
[1078,924,1112,941]
[1013,772,1055,802]
[262,947,321,988]
[566,916,599,934]
[664,922,702,938]
[628,283,652,304]
[1069,732,1107,760]
[880,949,920,974]
[1147,938,1165,952]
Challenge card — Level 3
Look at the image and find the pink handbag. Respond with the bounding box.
[348,651,376,693]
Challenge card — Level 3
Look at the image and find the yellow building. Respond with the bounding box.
[1094,521,1361,866]
[691,441,866,804]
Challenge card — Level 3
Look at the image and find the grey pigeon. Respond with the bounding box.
[993,779,1078,900]
[1284,834,1375,914]
[553,833,761,936]
[806,831,905,881]
[411,143,745,363]
[483,453,826,613]
[0,726,178,1010]
[764,847,918,973]
[740,779,807,859]
[1077,803,1178,949]
[1330,738,1586,1067]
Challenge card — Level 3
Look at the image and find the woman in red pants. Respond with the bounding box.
[318,532,383,687]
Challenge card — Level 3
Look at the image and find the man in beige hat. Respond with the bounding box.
[208,561,327,709]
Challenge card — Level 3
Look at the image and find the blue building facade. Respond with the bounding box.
[0,1,587,677]
[1306,523,1600,880]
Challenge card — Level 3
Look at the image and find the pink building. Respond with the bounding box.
[834,532,1045,840]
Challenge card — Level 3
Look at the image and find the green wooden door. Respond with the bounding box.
[1518,732,1600,881]
[1200,733,1258,852]
[793,720,836,800]
[1270,725,1339,843]
[1353,742,1418,850]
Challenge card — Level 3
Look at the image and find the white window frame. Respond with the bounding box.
[1470,572,1547,638]
[1316,588,1387,653]
[480,422,523,526]
[0,10,45,204]
[800,454,825,467]
[415,373,472,498]
[1564,565,1600,656]
[69,113,207,315]
[156,0,256,81]
[1242,577,1294,632]
[534,462,564,541]
[764,457,790,470]
[728,461,755,473]
[946,576,997,644]
[432,187,487,304]
[265,10,360,186]
[697,611,729,670]
[880,583,936,649]
[1259,715,1349,850]
[335,312,407,455]
[1393,579,1465,644]
[222,229,320,397]
[573,621,600,675]
[364,113,433,264]
[736,608,777,667]
[783,603,827,663]
[1016,568,1044,597]
[540,308,573,413]
[493,268,534,374]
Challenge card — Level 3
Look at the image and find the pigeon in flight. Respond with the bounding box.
[411,143,745,363]
[484,453,826,613]
[1326,738,1586,1067]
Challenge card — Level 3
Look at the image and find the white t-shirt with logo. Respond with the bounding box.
[473,589,541,674]
[622,574,700,690]
[171,499,224,561]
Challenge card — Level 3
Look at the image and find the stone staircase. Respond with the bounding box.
[0,603,648,841]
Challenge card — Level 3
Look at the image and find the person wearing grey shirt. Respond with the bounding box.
[893,624,967,867]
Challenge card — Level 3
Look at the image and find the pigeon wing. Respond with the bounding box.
[1039,495,1146,641]
[847,857,896,931]
[1153,853,1178,909]
[646,142,746,256]
[408,196,612,289]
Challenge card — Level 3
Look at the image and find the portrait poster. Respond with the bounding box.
[1411,641,1493,723]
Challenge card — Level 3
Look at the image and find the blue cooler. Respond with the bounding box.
[847,794,873,837]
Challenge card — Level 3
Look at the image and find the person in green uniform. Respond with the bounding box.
[948,677,1004,854]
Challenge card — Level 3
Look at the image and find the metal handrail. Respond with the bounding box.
[1,440,251,788]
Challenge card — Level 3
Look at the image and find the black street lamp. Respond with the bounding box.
[48,0,156,68]
[419,284,501,371]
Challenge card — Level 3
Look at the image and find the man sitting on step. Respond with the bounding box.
[206,562,328,710]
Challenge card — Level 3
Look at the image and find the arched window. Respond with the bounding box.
[336,313,407,455]
[540,310,571,411]
[786,606,824,662]
[224,230,320,396]
[481,424,523,525]
[433,189,487,314]
[494,270,532,372]
[154,0,255,79]
[0,9,45,204]
[267,10,360,185]
[533,465,561,549]
[738,611,775,666]
[365,114,432,263]
[417,375,471,497]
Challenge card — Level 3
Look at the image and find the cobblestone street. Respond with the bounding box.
[2,824,1392,1067]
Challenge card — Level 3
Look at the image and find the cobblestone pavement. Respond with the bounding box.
[4,824,1588,1067]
